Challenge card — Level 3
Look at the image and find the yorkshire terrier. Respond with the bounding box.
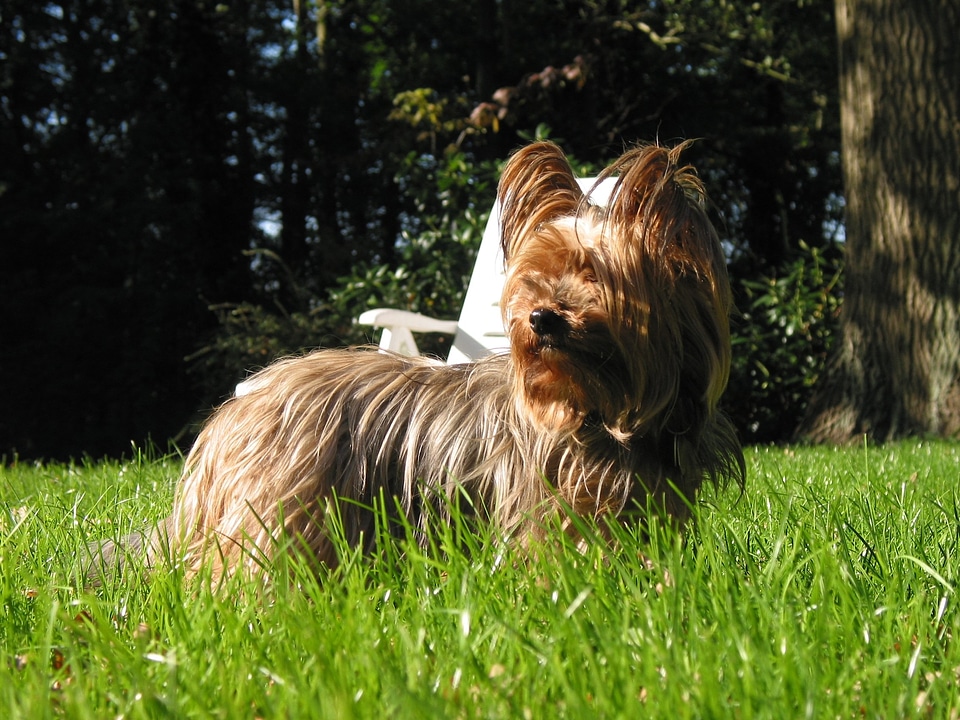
[118,141,744,580]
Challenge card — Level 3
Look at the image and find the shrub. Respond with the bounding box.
[727,243,843,443]
[189,149,496,402]
[189,143,840,446]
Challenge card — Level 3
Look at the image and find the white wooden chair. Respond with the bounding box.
[358,177,615,363]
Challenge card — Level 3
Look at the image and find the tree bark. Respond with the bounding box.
[798,0,960,442]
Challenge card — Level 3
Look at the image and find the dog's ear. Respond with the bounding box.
[602,143,730,303]
[498,142,583,261]
[601,142,711,263]
[603,143,734,416]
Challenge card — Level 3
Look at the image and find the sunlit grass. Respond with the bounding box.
[2,442,959,718]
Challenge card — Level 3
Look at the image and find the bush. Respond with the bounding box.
[189,149,497,403]
[326,149,497,357]
[727,243,843,443]
[190,142,841,446]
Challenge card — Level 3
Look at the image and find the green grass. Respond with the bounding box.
[2,442,959,718]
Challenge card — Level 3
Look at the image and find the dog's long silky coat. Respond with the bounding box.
[141,142,745,579]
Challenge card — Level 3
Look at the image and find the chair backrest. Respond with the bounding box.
[446,176,615,364]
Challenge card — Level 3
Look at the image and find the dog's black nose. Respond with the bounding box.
[529,308,567,340]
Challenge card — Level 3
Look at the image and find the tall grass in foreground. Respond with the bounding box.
[1,442,959,719]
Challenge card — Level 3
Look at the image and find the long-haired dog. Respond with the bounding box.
[140,141,744,580]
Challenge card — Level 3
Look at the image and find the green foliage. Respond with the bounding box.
[3,443,960,717]
[190,147,498,386]
[182,134,840,442]
[185,302,349,399]
[328,148,499,324]
[728,243,844,442]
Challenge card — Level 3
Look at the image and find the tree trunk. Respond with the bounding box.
[798,0,960,443]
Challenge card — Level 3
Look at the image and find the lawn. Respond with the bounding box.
[2,442,959,718]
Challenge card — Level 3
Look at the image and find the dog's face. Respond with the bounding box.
[498,142,733,441]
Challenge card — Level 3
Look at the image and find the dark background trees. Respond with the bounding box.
[2,0,843,460]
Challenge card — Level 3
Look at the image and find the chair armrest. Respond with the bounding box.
[357,309,459,356]
[357,309,459,335]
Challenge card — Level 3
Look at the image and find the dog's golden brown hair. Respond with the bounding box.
[138,141,744,580]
